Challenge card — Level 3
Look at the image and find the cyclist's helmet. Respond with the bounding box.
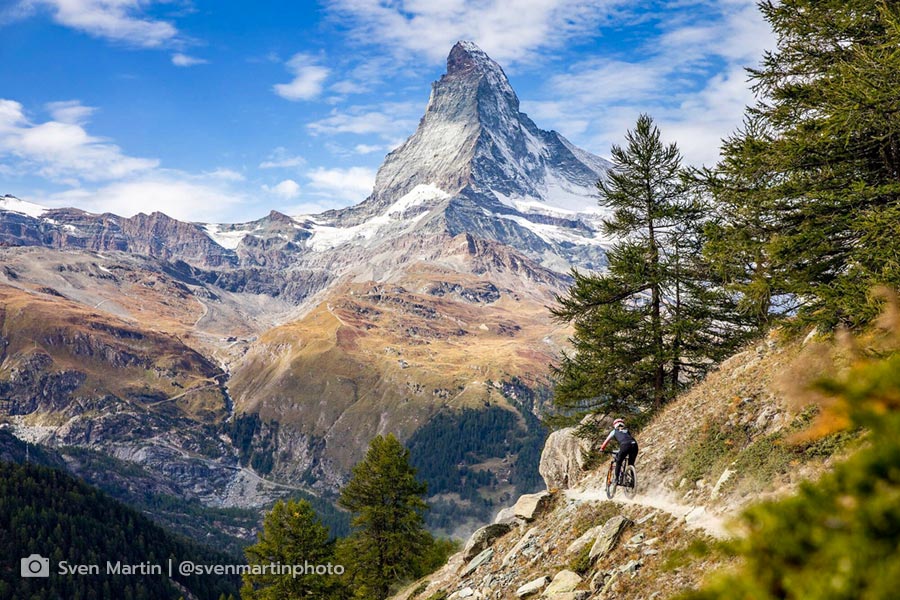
[613,418,625,428]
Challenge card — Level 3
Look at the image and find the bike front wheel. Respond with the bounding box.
[605,461,617,499]
[623,465,637,498]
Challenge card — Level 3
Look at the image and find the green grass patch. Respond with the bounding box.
[679,422,739,483]
[678,404,864,494]
[569,543,594,574]
[662,535,728,572]
[570,501,621,538]
[410,581,429,598]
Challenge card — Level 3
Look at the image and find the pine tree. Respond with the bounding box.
[552,115,749,416]
[699,115,788,327]
[707,0,900,329]
[241,499,342,599]
[337,434,431,600]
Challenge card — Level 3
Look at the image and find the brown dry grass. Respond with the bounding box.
[0,284,226,423]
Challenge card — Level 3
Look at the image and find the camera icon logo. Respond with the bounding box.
[21,554,50,578]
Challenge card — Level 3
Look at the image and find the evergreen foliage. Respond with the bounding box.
[224,412,278,475]
[58,444,258,556]
[241,499,343,599]
[407,402,546,528]
[703,0,900,329]
[552,115,751,416]
[0,461,239,600]
[336,434,437,599]
[678,302,900,599]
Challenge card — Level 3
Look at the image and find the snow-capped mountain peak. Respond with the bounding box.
[313,41,612,270]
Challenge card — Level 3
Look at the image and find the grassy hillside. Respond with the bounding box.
[0,284,228,425]
[229,271,562,475]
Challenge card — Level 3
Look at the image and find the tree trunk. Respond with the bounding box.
[672,243,682,391]
[647,196,664,409]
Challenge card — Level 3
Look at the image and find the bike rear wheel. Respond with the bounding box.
[623,465,637,499]
[605,461,617,499]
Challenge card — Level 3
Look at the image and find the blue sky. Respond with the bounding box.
[0,0,773,222]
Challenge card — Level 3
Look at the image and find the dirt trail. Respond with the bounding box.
[566,483,730,538]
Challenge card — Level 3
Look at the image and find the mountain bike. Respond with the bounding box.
[605,451,637,499]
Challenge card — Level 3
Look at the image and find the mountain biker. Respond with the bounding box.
[600,418,638,484]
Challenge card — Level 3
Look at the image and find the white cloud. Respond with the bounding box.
[171,53,208,67]
[23,0,178,48]
[39,174,248,222]
[329,0,626,65]
[263,179,301,199]
[283,199,343,216]
[273,53,330,101]
[204,168,245,181]
[259,147,306,169]
[1,98,258,222]
[353,143,385,155]
[45,100,96,124]
[308,102,420,139]
[305,166,376,203]
[523,0,774,167]
[548,59,666,105]
[0,98,158,183]
[327,56,395,96]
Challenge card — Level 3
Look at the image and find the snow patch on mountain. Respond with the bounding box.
[0,195,48,218]
[489,210,608,247]
[202,223,252,250]
[306,184,448,251]
[493,170,602,217]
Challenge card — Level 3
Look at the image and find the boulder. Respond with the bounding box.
[511,491,552,521]
[589,515,631,561]
[494,506,525,527]
[514,576,550,597]
[711,467,735,500]
[503,527,537,567]
[539,427,592,489]
[619,559,643,576]
[544,570,582,595]
[459,548,493,578]
[463,522,513,560]
[565,525,603,556]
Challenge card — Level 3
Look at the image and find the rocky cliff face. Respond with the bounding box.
[357,41,606,211]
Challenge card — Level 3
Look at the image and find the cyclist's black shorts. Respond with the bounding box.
[617,441,638,467]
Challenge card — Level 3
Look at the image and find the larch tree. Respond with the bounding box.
[552,114,750,418]
[241,499,342,599]
[336,434,432,600]
[706,0,900,330]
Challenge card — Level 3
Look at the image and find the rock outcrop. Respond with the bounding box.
[463,522,513,561]
[507,490,552,522]
[539,426,593,490]
[589,515,632,561]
